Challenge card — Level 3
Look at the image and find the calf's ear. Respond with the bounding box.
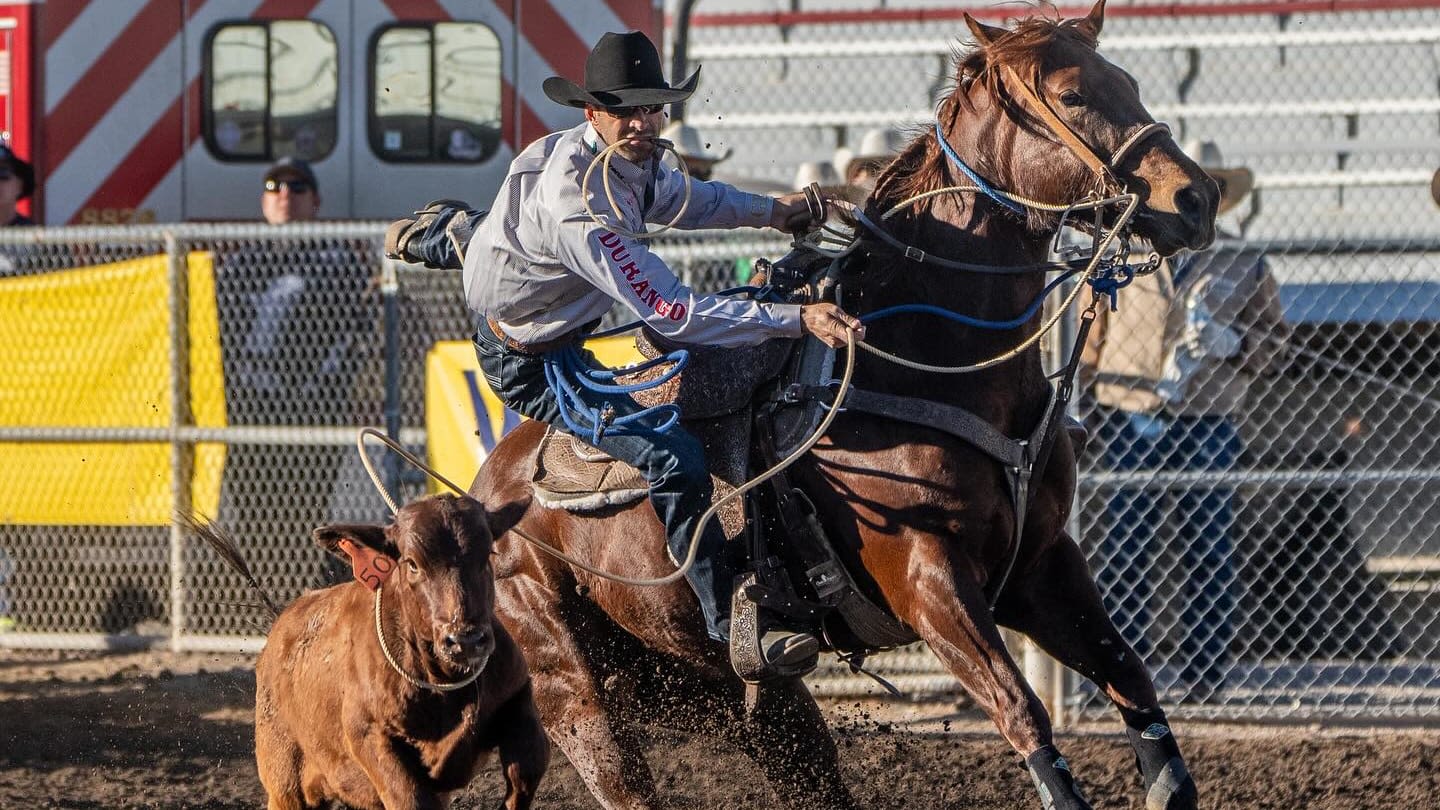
[314,524,398,591]
[473,494,528,546]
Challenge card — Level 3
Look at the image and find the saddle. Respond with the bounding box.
[529,248,920,680]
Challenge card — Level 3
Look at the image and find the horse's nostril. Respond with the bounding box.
[1175,185,1211,222]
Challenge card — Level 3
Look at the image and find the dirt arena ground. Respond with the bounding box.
[1,649,1436,809]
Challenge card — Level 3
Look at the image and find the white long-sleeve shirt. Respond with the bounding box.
[462,122,802,347]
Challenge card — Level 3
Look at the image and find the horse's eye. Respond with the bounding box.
[1060,90,1086,108]
[404,559,421,577]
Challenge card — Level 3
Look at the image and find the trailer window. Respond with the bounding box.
[371,23,502,163]
[205,21,339,162]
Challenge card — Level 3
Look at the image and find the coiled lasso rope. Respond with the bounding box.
[581,135,691,239]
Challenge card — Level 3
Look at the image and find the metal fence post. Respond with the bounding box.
[381,257,403,500]
[165,232,193,652]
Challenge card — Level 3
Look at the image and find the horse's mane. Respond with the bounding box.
[871,13,1101,218]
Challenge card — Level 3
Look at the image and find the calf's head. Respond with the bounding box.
[315,494,498,673]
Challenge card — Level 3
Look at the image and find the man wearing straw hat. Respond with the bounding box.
[438,31,865,670]
[659,120,731,182]
[1081,140,1288,699]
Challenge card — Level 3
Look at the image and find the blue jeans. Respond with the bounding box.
[405,206,484,270]
[473,321,734,640]
[1097,410,1240,691]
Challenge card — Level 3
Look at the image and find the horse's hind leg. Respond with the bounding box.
[718,678,857,810]
[900,542,1093,810]
[1002,532,1199,810]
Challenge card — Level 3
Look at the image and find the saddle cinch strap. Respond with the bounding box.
[839,384,1059,605]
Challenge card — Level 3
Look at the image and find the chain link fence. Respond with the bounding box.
[0,224,453,649]
[2,0,1439,723]
[670,1,1440,721]
[0,224,782,651]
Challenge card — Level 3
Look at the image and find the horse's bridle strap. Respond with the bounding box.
[1110,122,1170,170]
[1004,66,1109,179]
[1001,67,1171,185]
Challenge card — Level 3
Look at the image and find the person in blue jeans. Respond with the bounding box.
[1095,411,1242,694]
[1080,140,1289,697]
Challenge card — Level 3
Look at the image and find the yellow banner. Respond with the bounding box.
[425,336,643,490]
[0,254,226,525]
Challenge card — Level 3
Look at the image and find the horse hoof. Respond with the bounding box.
[1145,756,1198,810]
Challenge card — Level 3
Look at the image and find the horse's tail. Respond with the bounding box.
[176,511,283,621]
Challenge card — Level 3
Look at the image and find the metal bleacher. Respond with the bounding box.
[687,8,1440,246]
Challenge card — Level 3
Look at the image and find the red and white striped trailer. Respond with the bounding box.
[0,0,659,225]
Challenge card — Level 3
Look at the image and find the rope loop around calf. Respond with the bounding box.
[374,588,483,693]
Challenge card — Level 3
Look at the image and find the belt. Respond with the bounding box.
[486,317,578,356]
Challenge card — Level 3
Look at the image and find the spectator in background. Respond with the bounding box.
[835,127,904,202]
[212,158,378,590]
[0,145,37,226]
[793,160,842,193]
[261,157,321,224]
[1081,140,1289,699]
[660,121,732,182]
[1246,413,1405,661]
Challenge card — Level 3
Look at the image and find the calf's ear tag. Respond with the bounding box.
[337,538,396,591]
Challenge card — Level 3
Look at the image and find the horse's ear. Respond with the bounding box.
[964,13,1005,48]
[1078,0,1107,39]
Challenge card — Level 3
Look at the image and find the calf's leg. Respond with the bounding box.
[254,688,305,810]
[492,683,551,810]
[348,723,442,810]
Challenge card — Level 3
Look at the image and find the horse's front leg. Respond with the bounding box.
[891,535,1093,810]
[1002,531,1199,810]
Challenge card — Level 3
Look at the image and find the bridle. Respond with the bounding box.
[998,64,1170,197]
[797,59,1174,376]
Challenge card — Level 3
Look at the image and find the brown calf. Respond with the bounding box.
[254,493,548,810]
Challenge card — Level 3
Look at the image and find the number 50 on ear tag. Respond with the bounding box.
[337,539,396,591]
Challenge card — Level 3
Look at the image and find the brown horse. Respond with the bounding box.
[471,2,1219,808]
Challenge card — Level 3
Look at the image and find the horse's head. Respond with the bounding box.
[885,0,1217,255]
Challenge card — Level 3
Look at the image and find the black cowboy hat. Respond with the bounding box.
[542,31,699,109]
[0,145,36,200]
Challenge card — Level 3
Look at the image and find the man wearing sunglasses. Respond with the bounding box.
[444,30,865,674]
[260,157,321,224]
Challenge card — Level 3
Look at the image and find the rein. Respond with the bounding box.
[836,64,1172,376]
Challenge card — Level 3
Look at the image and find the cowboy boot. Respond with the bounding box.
[729,572,821,681]
[384,199,476,269]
